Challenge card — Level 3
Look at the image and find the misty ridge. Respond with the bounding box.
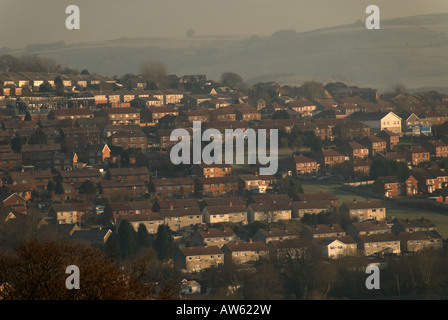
[2,13,448,93]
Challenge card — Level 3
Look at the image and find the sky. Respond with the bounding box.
[1,0,448,49]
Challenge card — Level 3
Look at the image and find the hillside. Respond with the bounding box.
[8,13,448,92]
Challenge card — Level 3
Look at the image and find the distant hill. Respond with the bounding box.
[9,13,448,92]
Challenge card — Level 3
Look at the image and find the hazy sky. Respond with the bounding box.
[1,0,448,49]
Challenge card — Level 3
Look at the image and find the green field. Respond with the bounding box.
[300,179,448,238]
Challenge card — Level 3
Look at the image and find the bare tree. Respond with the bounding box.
[139,60,168,90]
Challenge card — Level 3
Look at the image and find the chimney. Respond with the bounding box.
[229,201,232,207]
[170,204,173,210]
[249,238,253,243]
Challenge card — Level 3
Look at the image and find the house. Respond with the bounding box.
[200,196,246,211]
[0,192,27,214]
[231,105,261,121]
[398,230,443,253]
[357,233,401,257]
[252,227,300,244]
[300,223,346,239]
[341,141,369,159]
[346,220,392,238]
[70,228,113,246]
[340,199,386,221]
[48,202,96,225]
[117,212,164,234]
[291,154,320,176]
[59,168,102,184]
[376,130,399,151]
[391,218,437,234]
[180,280,202,295]
[47,108,94,122]
[194,176,238,197]
[61,127,101,147]
[108,167,150,182]
[246,202,291,223]
[145,106,178,124]
[190,227,237,248]
[422,140,448,159]
[174,246,224,272]
[362,135,387,155]
[267,238,313,261]
[293,192,339,207]
[403,146,430,166]
[412,168,448,194]
[372,176,401,198]
[100,180,147,199]
[331,120,371,142]
[190,163,232,178]
[152,198,200,212]
[400,112,432,136]
[108,130,147,149]
[221,241,269,265]
[73,144,111,165]
[237,174,276,195]
[149,177,195,199]
[291,200,334,219]
[313,236,358,259]
[9,170,54,196]
[103,201,153,221]
[160,207,203,231]
[202,205,248,225]
[287,100,317,117]
[100,107,141,125]
[349,111,402,134]
[315,149,346,170]
[0,152,23,171]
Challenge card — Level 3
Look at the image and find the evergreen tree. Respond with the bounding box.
[118,219,138,260]
[79,180,97,195]
[54,180,65,195]
[137,224,152,248]
[153,225,175,261]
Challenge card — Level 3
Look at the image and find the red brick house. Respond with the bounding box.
[376,130,399,151]
[100,107,141,125]
[403,146,430,166]
[194,176,238,197]
[291,154,320,176]
[149,177,195,199]
[190,163,232,178]
[316,149,347,170]
[423,140,448,159]
[362,135,387,155]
